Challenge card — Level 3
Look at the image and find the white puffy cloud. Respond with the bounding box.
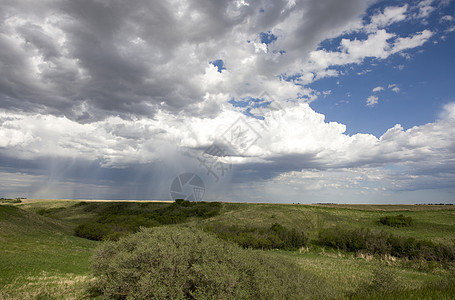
[391,30,433,53]
[2,101,454,172]
[367,4,408,31]
[0,0,438,120]
[415,0,436,19]
[372,86,384,92]
[441,15,454,22]
[0,0,374,120]
[1,100,454,199]
[366,95,379,106]
[307,28,434,75]
[388,84,401,93]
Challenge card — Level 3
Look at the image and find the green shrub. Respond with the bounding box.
[349,268,455,299]
[206,223,308,250]
[91,226,332,299]
[0,198,22,204]
[379,214,413,227]
[354,265,401,298]
[74,223,110,240]
[318,226,455,263]
[75,200,222,241]
[36,207,66,216]
[74,223,127,241]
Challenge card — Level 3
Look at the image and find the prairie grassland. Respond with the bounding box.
[206,202,455,243]
[1,200,454,299]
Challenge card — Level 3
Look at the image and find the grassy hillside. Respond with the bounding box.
[204,203,455,243]
[199,203,455,295]
[1,200,454,299]
[0,204,99,299]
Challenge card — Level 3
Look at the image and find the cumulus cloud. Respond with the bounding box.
[388,84,400,93]
[2,101,454,173]
[391,30,433,53]
[0,0,436,121]
[441,15,454,22]
[307,28,434,75]
[367,4,408,31]
[414,0,436,19]
[366,95,379,106]
[372,86,384,92]
[1,100,454,199]
[0,0,374,121]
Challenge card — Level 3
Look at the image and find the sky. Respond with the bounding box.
[1,0,455,204]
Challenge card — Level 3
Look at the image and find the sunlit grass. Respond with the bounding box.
[0,272,95,300]
[273,246,445,295]
[1,200,454,299]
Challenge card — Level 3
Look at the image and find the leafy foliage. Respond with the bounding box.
[318,226,455,263]
[379,214,413,227]
[91,226,331,299]
[75,200,221,241]
[354,265,401,297]
[72,201,89,207]
[206,222,308,250]
[0,198,22,204]
[349,268,455,299]
[36,207,66,216]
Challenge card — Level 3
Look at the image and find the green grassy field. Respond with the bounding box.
[1,200,454,299]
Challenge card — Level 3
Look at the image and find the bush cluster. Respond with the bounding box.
[36,207,66,216]
[379,214,413,227]
[318,226,455,262]
[91,226,331,299]
[0,198,22,204]
[352,265,401,298]
[72,201,89,207]
[75,200,221,241]
[206,222,308,250]
[349,268,455,299]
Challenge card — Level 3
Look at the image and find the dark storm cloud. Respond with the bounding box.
[0,0,374,122]
[0,0,250,120]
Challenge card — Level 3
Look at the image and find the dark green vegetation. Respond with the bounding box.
[91,226,331,299]
[0,197,22,204]
[206,222,308,250]
[1,200,455,299]
[318,226,455,262]
[73,200,221,240]
[379,214,413,227]
[349,265,455,299]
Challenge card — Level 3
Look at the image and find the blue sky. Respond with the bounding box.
[0,0,454,203]
[311,11,455,137]
[307,1,455,137]
[311,40,455,137]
